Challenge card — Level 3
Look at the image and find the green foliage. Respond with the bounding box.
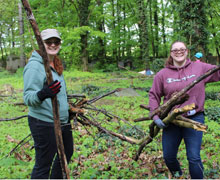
[0,68,220,179]
[205,91,219,100]
[205,107,220,122]
[151,58,165,73]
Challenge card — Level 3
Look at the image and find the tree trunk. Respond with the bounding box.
[18,2,26,67]
[137,0,149,68]
[72,0,91,71]
[0,25,4,61]
[96,0,106,63]
[149,0,155,58]
[209,13,220,65]
[161,1,168,57]
[80,34,89,71]
[111,0,117,63]
[153,0,159,57]
[122,1,126,59]
[116,0,121,62]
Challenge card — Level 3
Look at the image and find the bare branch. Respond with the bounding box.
[0,115,28,121]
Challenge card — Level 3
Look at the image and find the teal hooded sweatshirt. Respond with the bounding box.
[23,51,69,123]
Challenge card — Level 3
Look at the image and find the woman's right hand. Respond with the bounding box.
[154,118,166,129]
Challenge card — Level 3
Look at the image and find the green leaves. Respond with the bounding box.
[1,69,220,179]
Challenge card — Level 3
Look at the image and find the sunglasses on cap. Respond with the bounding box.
[44,40,61,46]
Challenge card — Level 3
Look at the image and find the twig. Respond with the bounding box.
[6,133,32,157]
[67,94,86,99]
[0,115,28,121]
[87,88,122,104]
[85,104,146,136]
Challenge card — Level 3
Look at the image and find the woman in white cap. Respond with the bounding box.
[23,29,73,179]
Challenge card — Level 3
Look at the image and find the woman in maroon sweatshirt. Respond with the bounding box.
[149,41,220,179]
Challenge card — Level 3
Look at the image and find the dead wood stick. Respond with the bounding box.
[87,88,122,104]
[67,94,86,99]
[13,102,26,106]
[0,95,10,97]
[173,115,208,132]
[172,120,207,132]
[133,117,151,122]
[80,113,141,144]
[136,93,189,123]
[7,133,32,157]
[85,105,145,135]
[134,104,195,161]
[0,115,28,121]
[140,104,150,110]
[21,0,69,178]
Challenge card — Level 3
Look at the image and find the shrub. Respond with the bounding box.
[151,58,165,73]
[205,107,220,122]
[205,92,219,100]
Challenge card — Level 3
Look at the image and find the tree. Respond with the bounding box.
[172,0,209,58]
[18,2,26,67]
[136,0,149,68]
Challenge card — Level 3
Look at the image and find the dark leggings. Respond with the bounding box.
[28,115,73,179]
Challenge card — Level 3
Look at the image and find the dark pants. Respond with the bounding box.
[28,116,73,179]
[162,113,204,179]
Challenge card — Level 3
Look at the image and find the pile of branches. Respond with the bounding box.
[68,91,206,161]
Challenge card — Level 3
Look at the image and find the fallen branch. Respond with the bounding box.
[0,115,28,122]
[7,133,32,157]
[88,88,122,104]
[173,115,207,132]
[134,103,195,161]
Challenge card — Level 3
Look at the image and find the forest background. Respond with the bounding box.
[1,0,220,71]
[0,0,220,179]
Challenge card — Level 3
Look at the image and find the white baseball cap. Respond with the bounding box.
[41,29,61,40]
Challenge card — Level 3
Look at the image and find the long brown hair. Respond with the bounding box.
[165,41,188,67]
[35,50,64,75]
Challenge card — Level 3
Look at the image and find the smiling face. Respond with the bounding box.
[170,42,188,67]
[43,37,61,57]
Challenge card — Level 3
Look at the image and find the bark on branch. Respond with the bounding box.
[134,103,196,161]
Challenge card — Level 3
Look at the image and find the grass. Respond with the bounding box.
[0,68,220,179]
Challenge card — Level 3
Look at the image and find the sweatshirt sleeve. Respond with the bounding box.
[202,63,220,83]
[23,64,45,106]
[149,73,164,119]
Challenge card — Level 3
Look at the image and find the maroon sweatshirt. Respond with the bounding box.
[149,59,220,120]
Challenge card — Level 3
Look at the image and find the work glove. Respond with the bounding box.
[37,80,61,101]
[154,118,166,129]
